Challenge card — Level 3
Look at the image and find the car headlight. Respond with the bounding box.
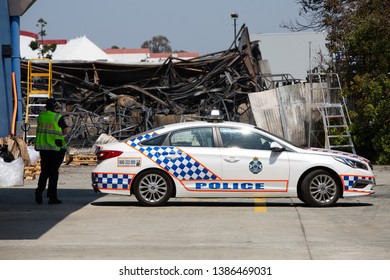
[334,156,368,170]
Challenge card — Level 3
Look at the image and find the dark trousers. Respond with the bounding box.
[36,150,66,200]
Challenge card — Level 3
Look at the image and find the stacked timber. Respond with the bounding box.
[24,162,41,180]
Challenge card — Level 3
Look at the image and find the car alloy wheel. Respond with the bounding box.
[301,169,341,207]
[133,170,173,206]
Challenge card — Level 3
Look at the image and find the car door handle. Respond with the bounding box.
[224,157,240,163]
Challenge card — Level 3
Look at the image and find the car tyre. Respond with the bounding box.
[297,190,306,204]
[301,169,341,207]
[133,169,173,206]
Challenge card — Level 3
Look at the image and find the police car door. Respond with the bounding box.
[218,127,290,197]
[167,126,222,196]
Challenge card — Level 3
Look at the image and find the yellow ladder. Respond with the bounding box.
[25,59,52,140]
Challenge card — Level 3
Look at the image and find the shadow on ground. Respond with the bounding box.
[91,199,373,208]
[0,185,374,240]
[0,187,104,240]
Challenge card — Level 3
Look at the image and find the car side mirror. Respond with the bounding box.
[270,142,285,152]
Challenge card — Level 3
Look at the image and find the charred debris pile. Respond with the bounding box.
[21,26,298,148]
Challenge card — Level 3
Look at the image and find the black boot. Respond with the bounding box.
[48,198,62,204]
[35,191,42,205]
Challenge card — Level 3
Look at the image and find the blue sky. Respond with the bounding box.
[21,0,302,55]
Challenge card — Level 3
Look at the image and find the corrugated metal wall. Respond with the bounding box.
[249,83,323,147]
[248,86,285,137]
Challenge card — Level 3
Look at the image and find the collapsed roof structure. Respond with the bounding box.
[20,25,302,148]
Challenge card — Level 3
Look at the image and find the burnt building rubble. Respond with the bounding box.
[21,25,300,149]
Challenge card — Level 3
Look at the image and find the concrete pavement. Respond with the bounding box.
[0,165,389,260]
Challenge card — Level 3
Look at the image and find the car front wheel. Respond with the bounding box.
[301,169,341,207]
[133,170,173,206]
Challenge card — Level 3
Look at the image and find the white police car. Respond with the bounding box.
[91,117,375,207]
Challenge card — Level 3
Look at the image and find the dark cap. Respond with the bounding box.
[46,98,58,109]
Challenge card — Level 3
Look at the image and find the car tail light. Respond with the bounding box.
[96,150,123,161]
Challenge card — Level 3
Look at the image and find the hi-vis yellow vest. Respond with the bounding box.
[35,111,66,151]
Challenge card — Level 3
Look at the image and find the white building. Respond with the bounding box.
[103,48,149,63]
[20,31,199,63]
[20,30,67,59]
[103,48,199,64]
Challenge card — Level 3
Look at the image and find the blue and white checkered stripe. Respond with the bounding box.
[93,173,131,189]
[128,132,217,180]
[309,148,368,162]
[342,175,374,190]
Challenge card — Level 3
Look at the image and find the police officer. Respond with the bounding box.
[34,98,68,204]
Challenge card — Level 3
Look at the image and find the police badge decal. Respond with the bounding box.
[249,156,263,174]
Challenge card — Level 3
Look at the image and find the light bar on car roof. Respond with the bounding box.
[207,110,224,122]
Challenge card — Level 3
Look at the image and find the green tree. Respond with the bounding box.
[285,0,390,163]
[29,18,57,58]
[348,74,390,163]
[141,35,172,53]
[337,0,390,163]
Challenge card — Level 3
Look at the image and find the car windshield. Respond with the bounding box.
[253,127,301,148]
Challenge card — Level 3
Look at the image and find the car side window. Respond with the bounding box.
[220,127,272,150]
[140,134,166,146]
[169,127,214,147]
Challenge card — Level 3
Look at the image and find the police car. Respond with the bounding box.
[91,114,375,207]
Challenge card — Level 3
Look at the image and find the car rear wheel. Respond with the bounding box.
[133,170,173,206]
[301,169,341,207]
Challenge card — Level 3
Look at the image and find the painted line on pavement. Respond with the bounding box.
[254,198,267,212]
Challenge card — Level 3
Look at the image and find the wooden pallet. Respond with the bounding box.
[68,154,97,166]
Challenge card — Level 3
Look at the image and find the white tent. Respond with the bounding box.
[52,35,114,62]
